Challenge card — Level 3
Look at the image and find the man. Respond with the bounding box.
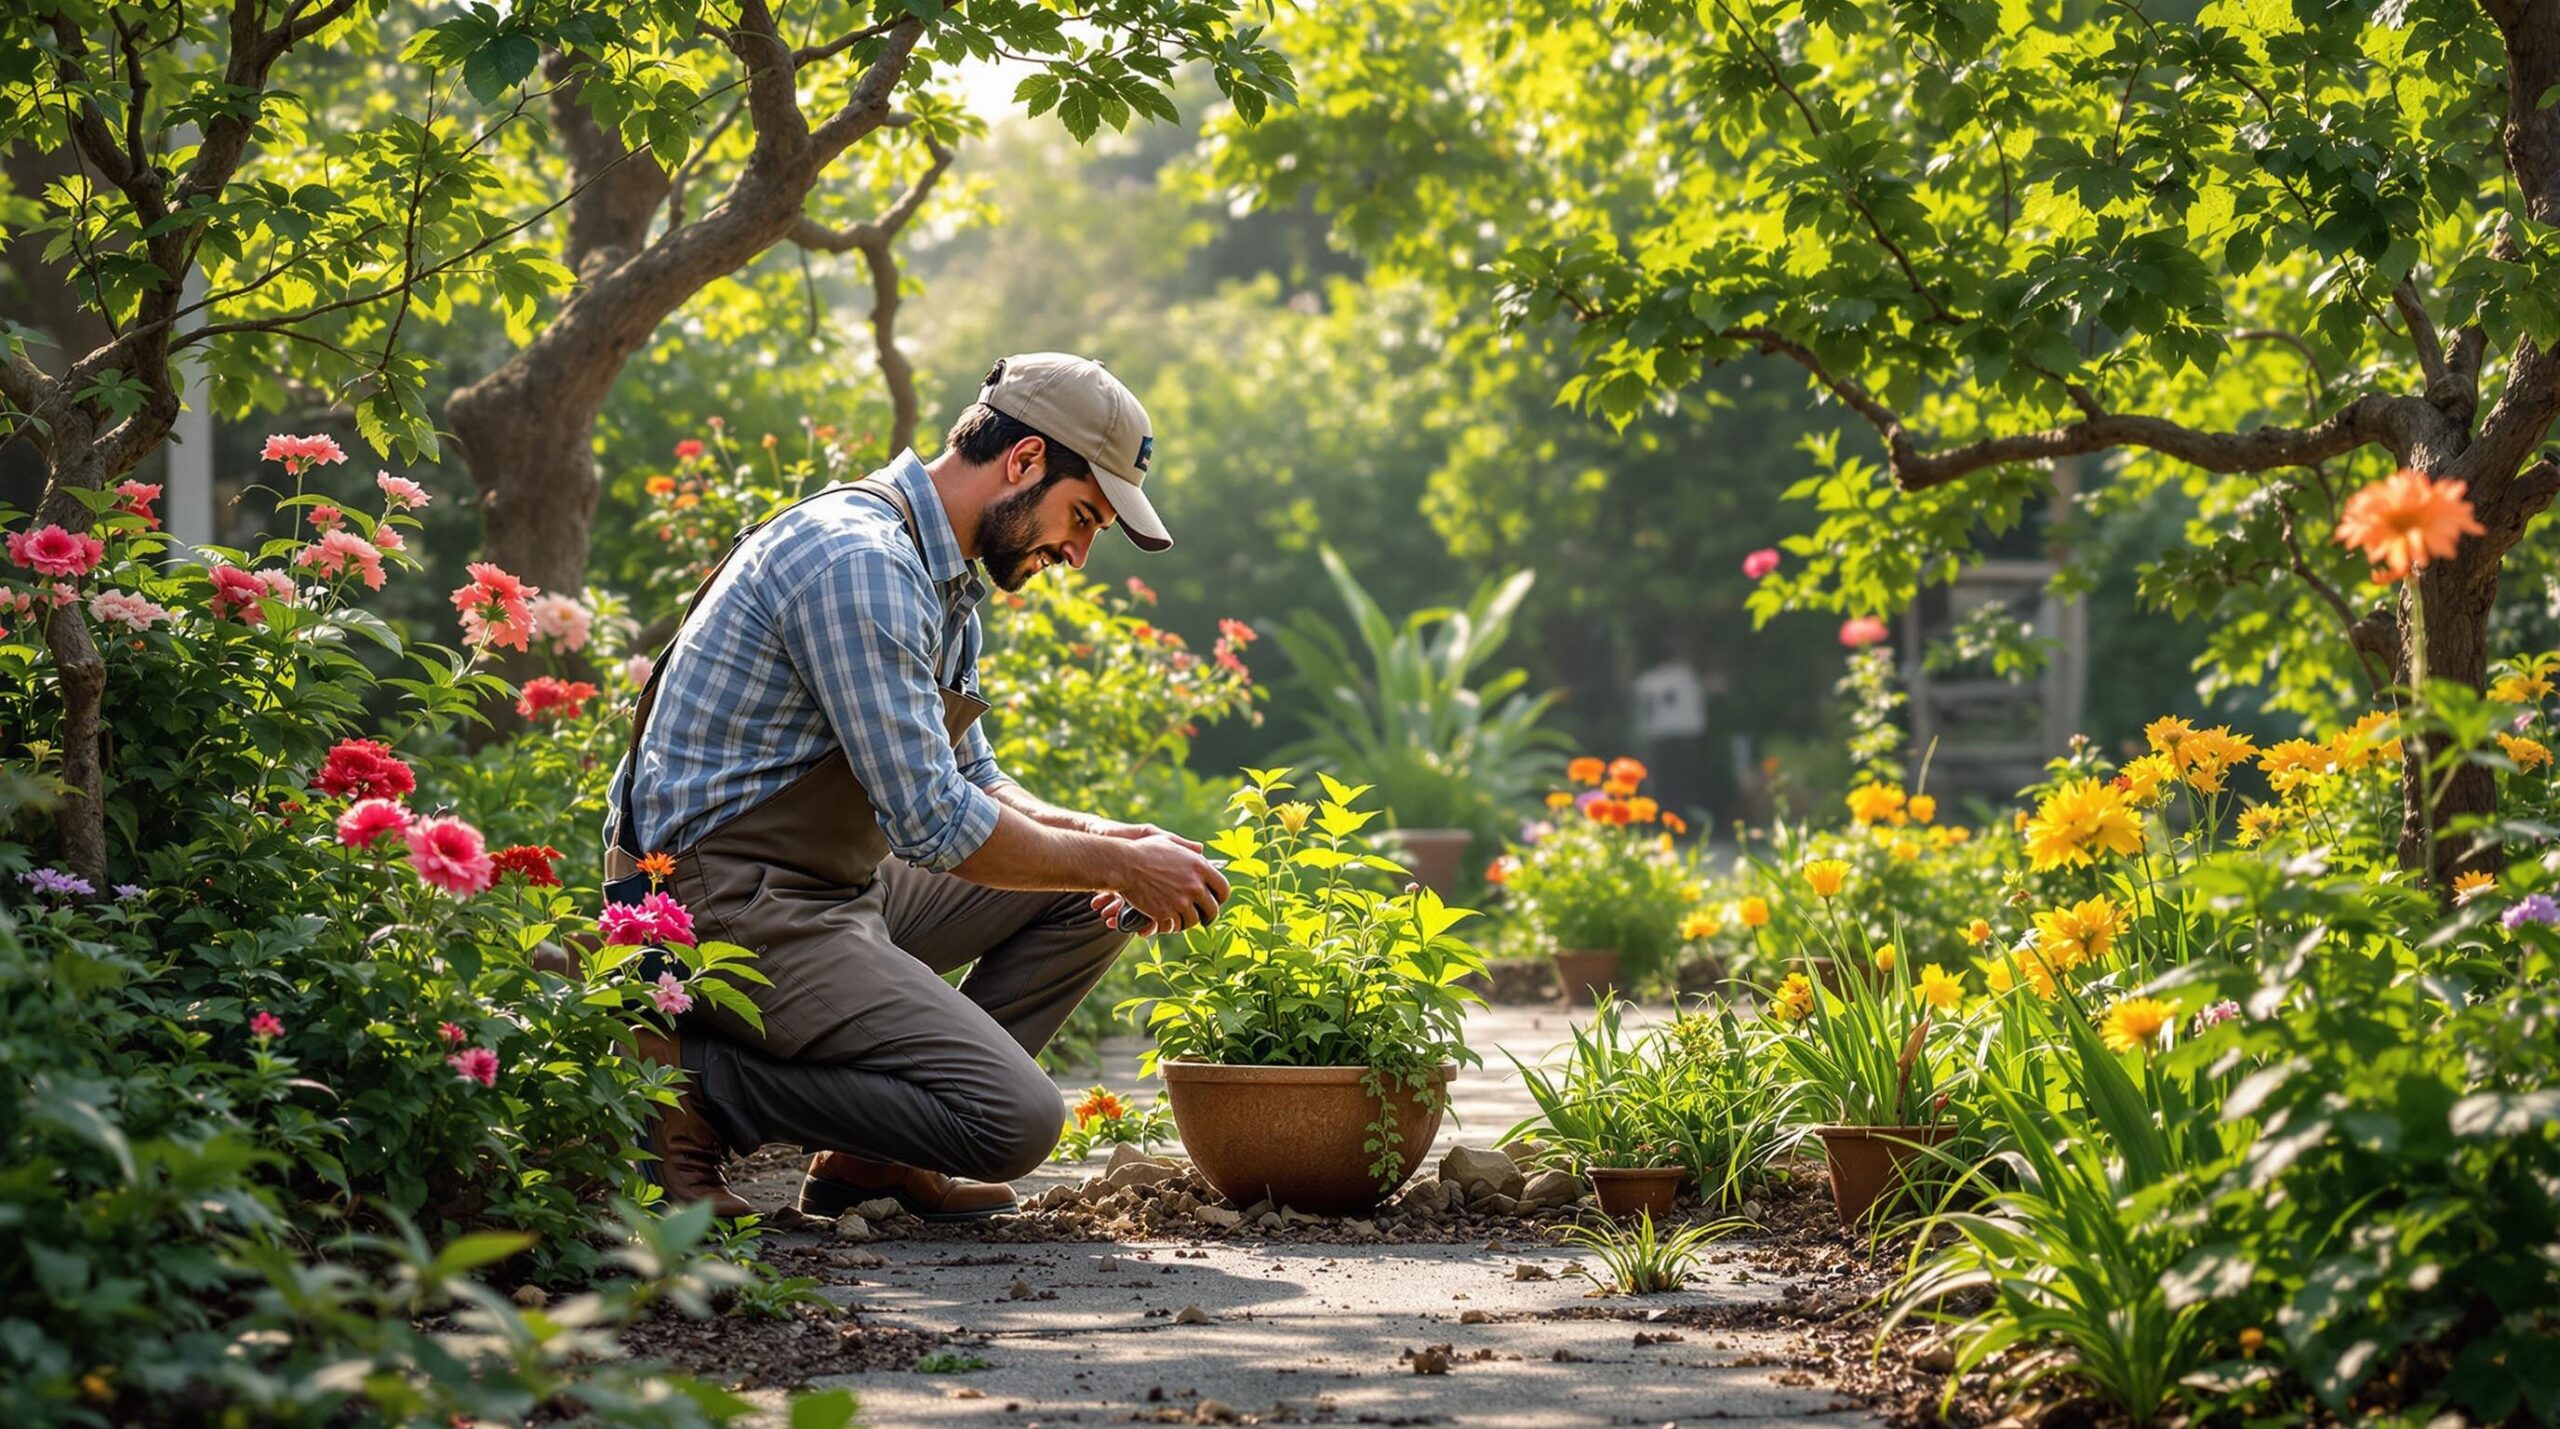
[604,353,1230,1220]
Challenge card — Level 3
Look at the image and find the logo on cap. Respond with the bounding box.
[1134,435,1153,474]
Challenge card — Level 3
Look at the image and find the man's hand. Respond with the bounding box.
[1087,817,1203,850]
[1094,832,1228,935]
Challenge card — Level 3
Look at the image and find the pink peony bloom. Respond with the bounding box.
[376,471,430,509]
[207,563,274,623]
[1743,548,1781,580]
[7,525,107,579]
[249,1010,284,1040]
[1839,615,1891,648]
[312,738,417,801]
[335,797,412,848]
[650,971,695,1016]
[528,592,593,653]
[308,504,345,531]
[406,815,495,896]
[294,530,386,590]
[598,890,699,949]
[369,523,404,553]
[252,569,299,602]
[261,433,348,473]
[86,588,172,632]
[115,481,163,530]
[452,562,537,652]
[437,1021,466,1045]
[447,1046,500,1086]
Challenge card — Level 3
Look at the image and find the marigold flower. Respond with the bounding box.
[1626,796,1660,823]
[1771,972,1815,1022]
[1602,777,1638,798]
[1803,858,1851,898]
[2327,711,2402,772]
[2238,1327,2265,1358]
[2099,996,2177,1054]
[1567,756,1605,785]
[1662,811,1688,835]
[2022,779,2143,871]
[1838,615,1889,648]
[448,1046,500,1086]
[1681,909,1723,940]
[407,816,496,896]
[1738,896,1770,928]
[2030,895,2125,969]
[2334,468,2482,583]
[2453,870,2497,905]
[249,1010,284,1040]
[6,524,107,579]
[2234,804,2286,847]
[2258,739,2335,799]
[1545,790,1575,809]
[1845,783,1906,827]
[2176,726,2257,794]
[2496,733,2552,771]
[1928,825,1970,848]
[2490,672,2554,705]
[1607,756,1648,786]
[1905,794,1936,824]
[1961,917,1992,946]
[1485,855,1518,886]
[1915,963,1963,1010]
[1889,839,1921,862]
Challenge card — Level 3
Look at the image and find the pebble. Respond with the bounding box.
[831,1214,873,1242]
[853,1197,905,1222]
[1458,1309,1490,1324]
[1174,1303,1212,1325]
[510,1285,549,1309]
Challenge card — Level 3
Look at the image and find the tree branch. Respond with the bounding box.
[810,20,927,162]
[727,0,811,160]
[789,136,953,456]
[793,17,906,69]
[2393,277,2448,394]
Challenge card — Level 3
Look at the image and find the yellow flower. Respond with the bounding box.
[2022,779,2145,871]
[2490,673,2554,704]
[1627,796,1660,822]
[1889,838,1922,862]
[1803,858,1851,898]
[1681,909,1724,940]
[2239,1327,2265,1358]
[1603,777,1639,798]
[1771,972,1815,1022]
[1546,790,1575,809]
[2014,947,2068,999]
[2453,870,2497,905]
[2099,996,2177,1055]
[1273,801,1314,833]
[2117,752,2177,807]
[2258,739,2336,800]
[2497,733,2552,771]
[1982,956,2016,995]
[1738,896,1770,928]
[2235,803,2286,847]
[2177,726,2257,794]
[1915,963,1964,1010]
[1872,944,1897,973]
[1928,824,1971,848]
[1961,917,1993,946]
[1568,756,1605,785]
[1846,782,1907,827]
[2030,895,2125,969]
[2144,715,2197,758]
[2327,710,2403,772]
[1906,793,1937,824]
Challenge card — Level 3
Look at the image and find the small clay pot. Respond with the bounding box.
[1161,1060,1455,1214]
[1551,948,1623,1003]
[1387,827,1474,899]
[1588,1166,1684,1219]
[1814,1124,1957,1229]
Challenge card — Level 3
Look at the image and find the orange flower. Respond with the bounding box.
[1485,855,1519,886]
[1545,790,1575,809]
[645,475,677,496]
[1662,811,1688,835]
[1568,757,1606,785]
[1585,797,1623,823]
[1607,756,1648,786]
[2334,468,2483,583]
[1072,1088,1129,1125]
[1603,777,1639,798]
[636,851,677,881]
[1626,796,1659,822]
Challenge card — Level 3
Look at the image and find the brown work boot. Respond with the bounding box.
[799,1150,1018,1221]
[631,1026,753,1219]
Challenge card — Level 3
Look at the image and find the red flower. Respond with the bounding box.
[249,1010,284,1040]
[6,525,106,579]
[311,738,417,802]
[208,563,273,623]
[115,481,162,530]
[515,676,599,722]
[491,844,564,886]
[674,439,705,460]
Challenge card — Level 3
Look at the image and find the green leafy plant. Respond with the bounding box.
[1270,547,1565,850]
[1051,1086,1179,1162]
[1494,756,1696,981]
[1558,1210,1749,1295]
[1122,768,1487,1185]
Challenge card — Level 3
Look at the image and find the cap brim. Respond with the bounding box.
[1094,468,1171,552]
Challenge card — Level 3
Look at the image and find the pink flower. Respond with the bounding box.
[335,798,412,848]
[706,415,725,431]
[650,972,695,1015]
[369,523,404,553]
[207,563,274,623]
[437,1021,466,1046]
[674,439,705,460]
[407,816,495,896]
[1217,617,1256,646]
[253,569,298,602]
[7,525,106,579]
[528,592,593,654]
[86,588,172,631]
[598,890,698,949]
[261,433,347,474]
[1216,647,1249,679]
[308,504,345,531]
[312,738,417,801]
[376,471,429,510]
[115,481,163,530]
[622,653,655,687]
[1839,615,1890,648]
[1743,548,1781,580]
[249,1010,284,1041]
[294,530,386,590]
[447,1046,500,1086]
[1125,576,1157,605]
[0,587,33,640]
[516,676,599,722]
[452,562,537,652]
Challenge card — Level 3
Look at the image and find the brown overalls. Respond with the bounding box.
[604,474,1130,1184]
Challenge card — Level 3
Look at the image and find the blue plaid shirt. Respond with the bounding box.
[615,451,1010,870]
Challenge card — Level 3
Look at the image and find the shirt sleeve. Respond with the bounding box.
[953,610,1014,793]
[771,549,1000,872]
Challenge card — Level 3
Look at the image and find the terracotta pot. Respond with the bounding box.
[1814,1124,1957,1229]
[1551,947,1623,1003]
[1162,1060,1455,1214]
[1588,1166,1684,1219]
[1386,827,1474,899]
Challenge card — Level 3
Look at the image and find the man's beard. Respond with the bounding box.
[980,480,1062,592]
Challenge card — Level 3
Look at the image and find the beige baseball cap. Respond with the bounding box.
[976,353,1169,552]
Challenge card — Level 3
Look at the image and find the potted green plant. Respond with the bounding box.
[1503,999,1684,1216]
[1495,756,1694,1001]
[1270,547,1567,897]
[1121,768,1487,1214]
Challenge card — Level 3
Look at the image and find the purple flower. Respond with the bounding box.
[18,868,94,899]
[2500,894,2560,930]
[1574,789,1604,814]
[2194,999,2243,1029]
[112,883,144,902]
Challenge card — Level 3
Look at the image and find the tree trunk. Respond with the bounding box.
[2397,537,2500,886]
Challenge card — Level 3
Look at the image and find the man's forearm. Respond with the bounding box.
[988,781,1111,836]
[949,803,1128,892]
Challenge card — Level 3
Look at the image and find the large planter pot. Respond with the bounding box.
[1588,1166,1684,1219]
[1551,947,1623,1003]
[1385,827,1473,899]
[1813,1124,1957,1229]
[1162,1060,1456,1214]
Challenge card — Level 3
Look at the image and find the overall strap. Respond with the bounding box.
[609,473,940,860]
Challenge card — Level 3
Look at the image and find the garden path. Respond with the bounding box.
[735,1003,1889,1428]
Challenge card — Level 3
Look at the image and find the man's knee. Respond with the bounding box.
[953,1058,1065,1183]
